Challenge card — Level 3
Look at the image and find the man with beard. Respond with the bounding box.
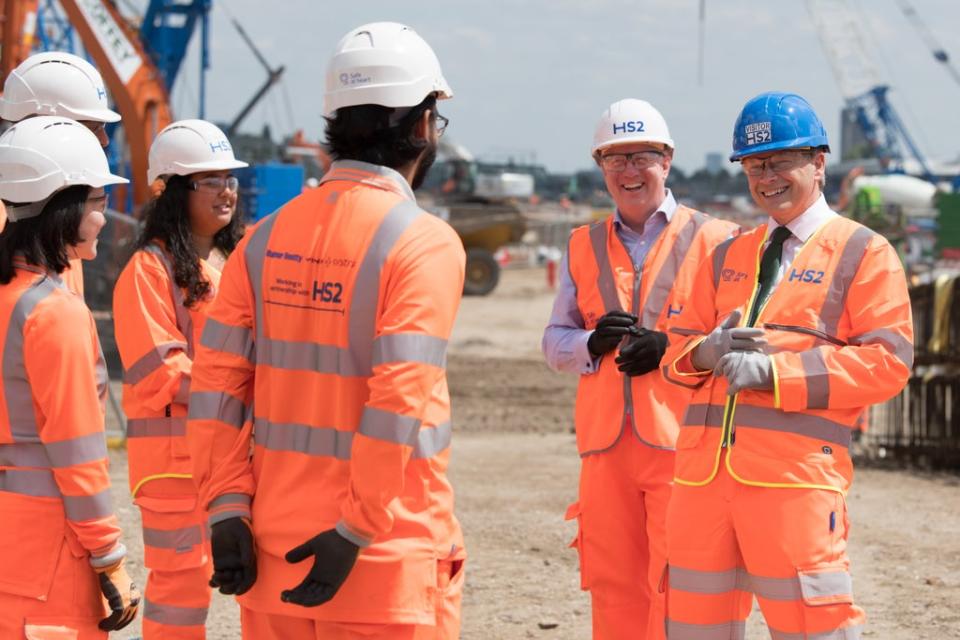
[185,22,467,639]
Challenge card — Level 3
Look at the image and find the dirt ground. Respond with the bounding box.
[110,267,960,639]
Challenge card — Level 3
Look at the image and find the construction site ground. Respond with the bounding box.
[111,266,960,639]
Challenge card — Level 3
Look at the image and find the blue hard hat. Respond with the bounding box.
[729,92,830,161]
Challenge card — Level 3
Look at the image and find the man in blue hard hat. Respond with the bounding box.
[660,92,912,638]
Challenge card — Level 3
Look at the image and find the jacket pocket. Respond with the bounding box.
[0,492,65,600]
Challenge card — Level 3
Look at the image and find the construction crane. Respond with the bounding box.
[894,0,960,89]
[806,0,936,183]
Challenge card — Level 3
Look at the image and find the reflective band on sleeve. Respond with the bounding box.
[3,276,60,442]
[187,391,247,429]
[358,406,421,447]
[0,432,107,468]
[143,524,203,552]
[588,222,622,313]
[372,333,448,368]
[800,349,831,410]
[143,599,209,627]
[63,487,115,521]
[127,417,186,438]
[200,317,255,362]
[209,493,251,510]
[667,620,746,640]
[641,213,706,328]
[712,236,737,290]
[254,418,352,460]
[412,421,452,459]
[819,227,875,338]
[173,376,191,405]
[0,467,61,497]
[122,341,187,384]
[849,329,914,369]
[684,403,852,447]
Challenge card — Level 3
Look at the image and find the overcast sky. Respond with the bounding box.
[153,0,960,174]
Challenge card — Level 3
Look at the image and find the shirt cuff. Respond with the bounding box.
[575,332,602,375]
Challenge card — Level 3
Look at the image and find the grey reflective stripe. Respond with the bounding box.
[210,493,251,509]
[849,329,914,369]
[770,625,863,640]
[346,200,424,376]
[413,421,452,459]
[122,341,187,384]
[588,222,621,313]
[712,235,737,289]
[142,245,195,358]
[254,418,352,460]
[173,376,191,404]
[666,620,746,640]
[358,406,421,447]
[669,327,706,337]
[0,432,106,468]
[258,338,344,374]
[819,226,875,337]
[95,342,108,409]
[750,574,803,601]
[64,487,114,521]
[187,391,247,429]
[669,566,749,594]
[640,212,707,328]
[143,524,203,551]
[0,467,60,497]
[244,213,279,350]
[3,275,60,441]
[685,403,852,447]
[127,417,186,438]
[799,569,853,601]
[200,317,254,362]
[372,333,448,369]
[143,599,209,626]
[801,349,831,410]
[320,160,417,201]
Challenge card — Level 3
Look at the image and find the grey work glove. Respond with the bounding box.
[691,309,766,371]
[715,351,774,395]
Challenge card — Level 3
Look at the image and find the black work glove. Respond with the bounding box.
[209,517,257,595]
[587,310,638,358]
[281,529,360,607]
[615,327,668,377]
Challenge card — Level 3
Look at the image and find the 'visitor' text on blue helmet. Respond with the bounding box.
[730,92,830,161]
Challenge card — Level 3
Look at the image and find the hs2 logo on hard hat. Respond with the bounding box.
[209,140,232,153]
[612,120,645,135]
[97,87,106,101]
[744,121,772,145]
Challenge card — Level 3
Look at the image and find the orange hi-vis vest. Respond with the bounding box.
[567,206,738,454]
[665,216,913,493]
[114,243,221,497]
[0,264,122,600]
[187,160,466,623]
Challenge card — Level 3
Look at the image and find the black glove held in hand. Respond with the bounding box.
[615,328,668,377]
[587,310,638,357]
[209,517,257,596]
[281,529,360,607]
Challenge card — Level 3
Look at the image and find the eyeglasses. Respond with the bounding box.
[741,151,813,177]
[436,113,449,137]
[191,176,239,193]
[599,150,664,172]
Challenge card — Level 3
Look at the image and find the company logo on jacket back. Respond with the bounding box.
[264,248,357,313]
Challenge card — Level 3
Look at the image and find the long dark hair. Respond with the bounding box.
[135,174,243,308]
[0,185,88,284]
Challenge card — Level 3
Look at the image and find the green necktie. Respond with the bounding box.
[747,225,792,327]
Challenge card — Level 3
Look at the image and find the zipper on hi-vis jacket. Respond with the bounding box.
[624,262,644,429]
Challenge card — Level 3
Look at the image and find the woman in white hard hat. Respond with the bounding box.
[0,116,140,637]
[112,119,247,640]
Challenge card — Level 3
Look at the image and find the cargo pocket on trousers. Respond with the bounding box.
[797,562,854,614]
[135,493,207,572]
[24,623,80,640]
[564,501,590,590]
[0,493,65,600]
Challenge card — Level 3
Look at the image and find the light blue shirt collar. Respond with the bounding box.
[613,189,677,234]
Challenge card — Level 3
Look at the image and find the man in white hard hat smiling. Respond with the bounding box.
[543,99,738,639]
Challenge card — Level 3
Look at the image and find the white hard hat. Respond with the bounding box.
[0,51,121,124]
[324,22,452,116]
[591,99,674,157]
[0,116,127,220]
[147,119,249,183]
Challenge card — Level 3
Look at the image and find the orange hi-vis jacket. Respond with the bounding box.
[0,263,122,599]
[567,207,738,454]
[187,160,466,623]
[665,216,913,493]
[114,243,221,498]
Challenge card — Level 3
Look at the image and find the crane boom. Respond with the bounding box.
[894,0,960,88]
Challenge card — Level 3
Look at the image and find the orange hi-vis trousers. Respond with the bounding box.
[665,452,865,639]
[568,428,673,640]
